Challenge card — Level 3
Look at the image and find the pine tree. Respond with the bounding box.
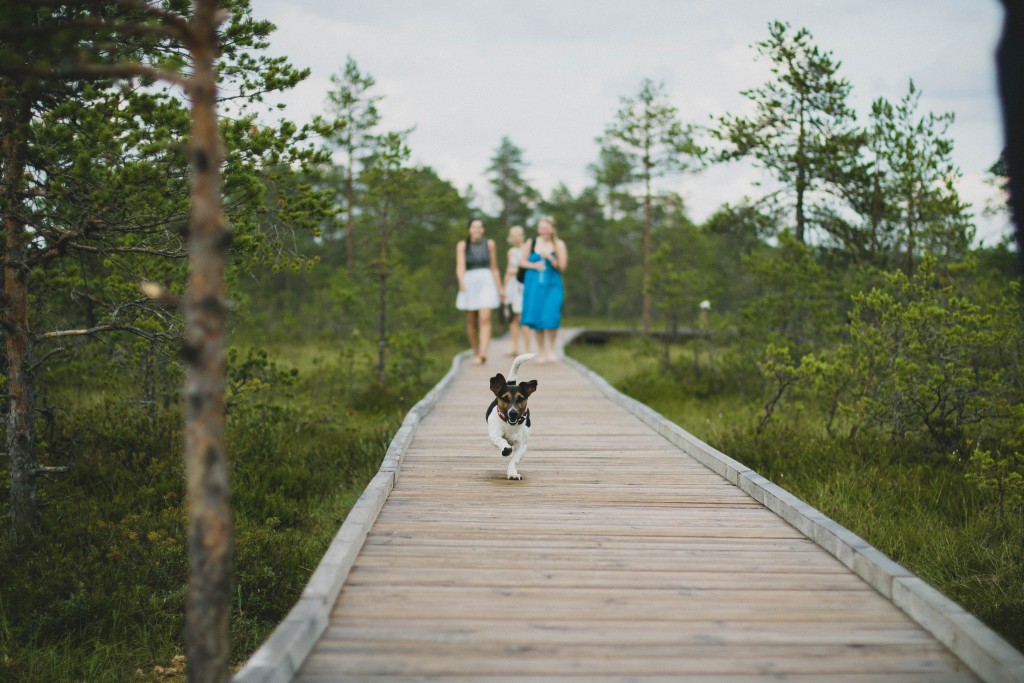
[865,81,973,273]
[362,131,414,383]
[715,21,862,243]
[318,56,382,270]
[487,136,538,228]
[588,145,634,220]
[0,2,321,678]
[600,78,699,333]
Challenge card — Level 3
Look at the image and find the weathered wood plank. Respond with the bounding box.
[327,585,920,623]
[299,675,973,683]
[301,642,968,677]
[318,618,937,646]
[343,566,873,591]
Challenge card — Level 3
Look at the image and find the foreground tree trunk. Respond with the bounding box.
[1,90,38,545]
[997,0,1024,274]
[182,2,233,680]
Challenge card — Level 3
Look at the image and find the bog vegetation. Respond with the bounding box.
[0,4,1020,681]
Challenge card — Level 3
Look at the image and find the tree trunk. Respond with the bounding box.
[182,2,233,680]
[1,91,38,545]
[642,171,653,334]
[795,98,807,243]
[143,340,156,416]
[345,150,354,271]
[795,176,806,243]
[376,199,390,384]
[869,167,882,259]
[5,233,36,545]
[377,263,387,383]
[905,192,916,276]
[996,0,1024,275]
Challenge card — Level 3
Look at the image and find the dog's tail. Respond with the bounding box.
[506,353,535,383]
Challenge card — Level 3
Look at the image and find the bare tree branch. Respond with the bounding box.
[3,59,189,90]
[60,60,190,90]
[29,346,68,374]
[67,243,187,259]
[141,280,182,306]
[39,323,169,341]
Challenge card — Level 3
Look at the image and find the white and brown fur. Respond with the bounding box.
[485,353,538,480]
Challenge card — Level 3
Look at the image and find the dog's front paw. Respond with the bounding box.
[501,446,512,457]
[507,470,522,480]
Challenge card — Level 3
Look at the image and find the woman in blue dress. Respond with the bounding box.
[519,217,568,363]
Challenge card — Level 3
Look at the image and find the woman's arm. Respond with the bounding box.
[554,238,568,274]
[503,247,517,289]
[541,240,567,274]
[456,241,467,291]
[519,239,543,270]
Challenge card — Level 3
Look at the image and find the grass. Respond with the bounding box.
[0,338,464,682]
[567,335,1024,652]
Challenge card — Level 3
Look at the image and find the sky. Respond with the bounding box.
[247,0,1010,245]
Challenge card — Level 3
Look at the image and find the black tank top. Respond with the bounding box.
[465,240,490,269]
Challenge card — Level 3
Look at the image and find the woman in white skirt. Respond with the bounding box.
[456,218,505,365]
[502,225,530,356]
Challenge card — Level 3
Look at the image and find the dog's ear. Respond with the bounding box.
[519,379,538,396]
[489,373,507,395]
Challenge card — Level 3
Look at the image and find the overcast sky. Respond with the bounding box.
[247,0,1010,245]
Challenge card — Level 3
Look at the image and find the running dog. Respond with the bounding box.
[485,353,538,480]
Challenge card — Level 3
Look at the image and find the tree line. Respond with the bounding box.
[1,4,1021,680]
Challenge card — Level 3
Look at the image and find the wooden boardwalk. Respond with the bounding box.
[237,334,1024,683]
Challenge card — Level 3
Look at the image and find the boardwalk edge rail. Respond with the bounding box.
[559,328,1024,683]
[233,350,473,683]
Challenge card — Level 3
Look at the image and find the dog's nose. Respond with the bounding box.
[508,409,519,420]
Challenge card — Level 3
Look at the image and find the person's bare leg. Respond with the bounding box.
[467,311,480,361]
[510,314,521,355]
[519,319,531,354]
[534,328,547,363]
[545,329,558,362]
[477,308,492,362]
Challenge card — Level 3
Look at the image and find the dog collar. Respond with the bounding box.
[499,408,529,426]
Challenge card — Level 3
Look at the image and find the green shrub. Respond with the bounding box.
[753,259,1024,457]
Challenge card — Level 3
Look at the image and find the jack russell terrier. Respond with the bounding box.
[486,353,538,480]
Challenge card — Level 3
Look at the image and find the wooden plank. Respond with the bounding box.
[301,642,968,677]
[300,675,973,683]
[352,555,855,575]
[318,618,937,646]
[327,585,919,623]
[344,567,872,591]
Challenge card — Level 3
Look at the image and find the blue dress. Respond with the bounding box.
[520,250,563,330]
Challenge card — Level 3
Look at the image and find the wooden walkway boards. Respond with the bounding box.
[236,333,1024,683]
